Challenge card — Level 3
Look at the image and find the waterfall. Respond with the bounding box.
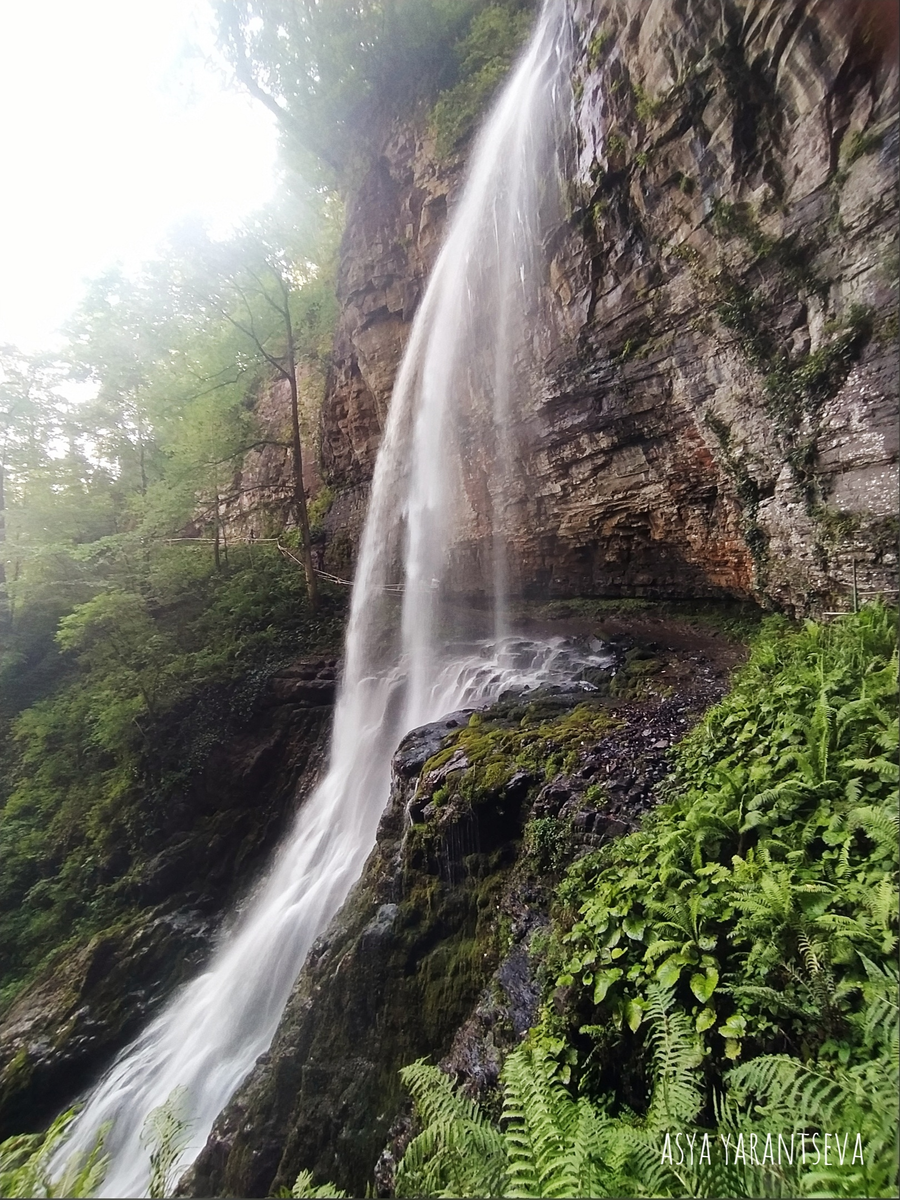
[60,3,574,1194]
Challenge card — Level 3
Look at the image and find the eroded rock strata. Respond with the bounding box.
[321,0,898,612]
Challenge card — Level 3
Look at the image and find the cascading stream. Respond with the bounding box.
[59,3,574,1194]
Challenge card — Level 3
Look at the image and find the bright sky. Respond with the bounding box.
[0,0,278,353]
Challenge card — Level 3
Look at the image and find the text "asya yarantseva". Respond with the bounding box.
[661,1131,867,1168]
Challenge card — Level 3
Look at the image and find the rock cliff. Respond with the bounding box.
[0,659,336,1139]
[320,0,898,613]
[184,615,745,1197]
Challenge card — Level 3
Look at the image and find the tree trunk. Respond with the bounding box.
[282,286,319,612]
[0,459,7,628]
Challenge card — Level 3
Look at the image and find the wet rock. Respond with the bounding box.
[0,910,214,1136]
[0,659,335,1139]
[184,621,737,1198]
[393,711,473,778]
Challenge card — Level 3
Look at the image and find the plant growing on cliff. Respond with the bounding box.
[429,3,533,158]
[213,0,531,178]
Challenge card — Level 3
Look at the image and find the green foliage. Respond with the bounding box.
[726,959,899,1198]
[586,28,611,71]
[524,817,573,873]
[140,1086,193,1200]
[395,1059,506,1196]
[763,304,874,426]
[632,81,663,124]
[606,129,627,158]
[214,1,532,178]
[0,1088,203,1199]
[387,949,897,1197]
[394,1046,609,1197]
[712,276,771,366]
[555,606,897,1067]
[0,543,346,1006]
[0,197,347,1008]
[430,3,533,158]
[284,1170,349,1198]
[0,1109,108,1198]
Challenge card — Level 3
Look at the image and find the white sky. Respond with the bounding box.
[0,0,278,353]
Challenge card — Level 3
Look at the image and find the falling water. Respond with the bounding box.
[60,2,574,1193]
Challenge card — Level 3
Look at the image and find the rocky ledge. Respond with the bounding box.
[184,614,746,1198]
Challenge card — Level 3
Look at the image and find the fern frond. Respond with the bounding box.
[643,985,703,1130]
[845,805,900,854]
[0,1109,109,1200]
[395,1061,505,1198]
[140,1085,193,1200]
[290,1169,349,1198]
[728,1055,845,1130]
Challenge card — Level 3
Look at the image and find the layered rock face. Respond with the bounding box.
[320,0,898,612]
[217,373,322,543]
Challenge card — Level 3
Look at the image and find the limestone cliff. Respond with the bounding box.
[320,0,898,613]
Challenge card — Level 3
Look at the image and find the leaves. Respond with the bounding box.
[0,1108,108,1199]
[689,967,718,1004]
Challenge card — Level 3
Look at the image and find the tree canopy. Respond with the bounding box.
[213,0,536,177]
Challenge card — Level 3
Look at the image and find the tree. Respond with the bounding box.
[166,212,340,609]
[0,347,63,628]
[212,0,497,179]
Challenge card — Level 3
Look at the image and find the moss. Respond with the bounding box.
[704,413,769,579]
[420,702,620,814]
[632,81,664,124]
[587,28,612,71]
[609,648,667,700]
[843,128,883,166]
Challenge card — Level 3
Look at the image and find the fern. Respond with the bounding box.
[642,986,704,1131]
[501,1047,605,1198]
[287,1169,349,1198]
[0,1109,108,1199]
[140,1085,193,1200]
[395,1061,505,1198]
